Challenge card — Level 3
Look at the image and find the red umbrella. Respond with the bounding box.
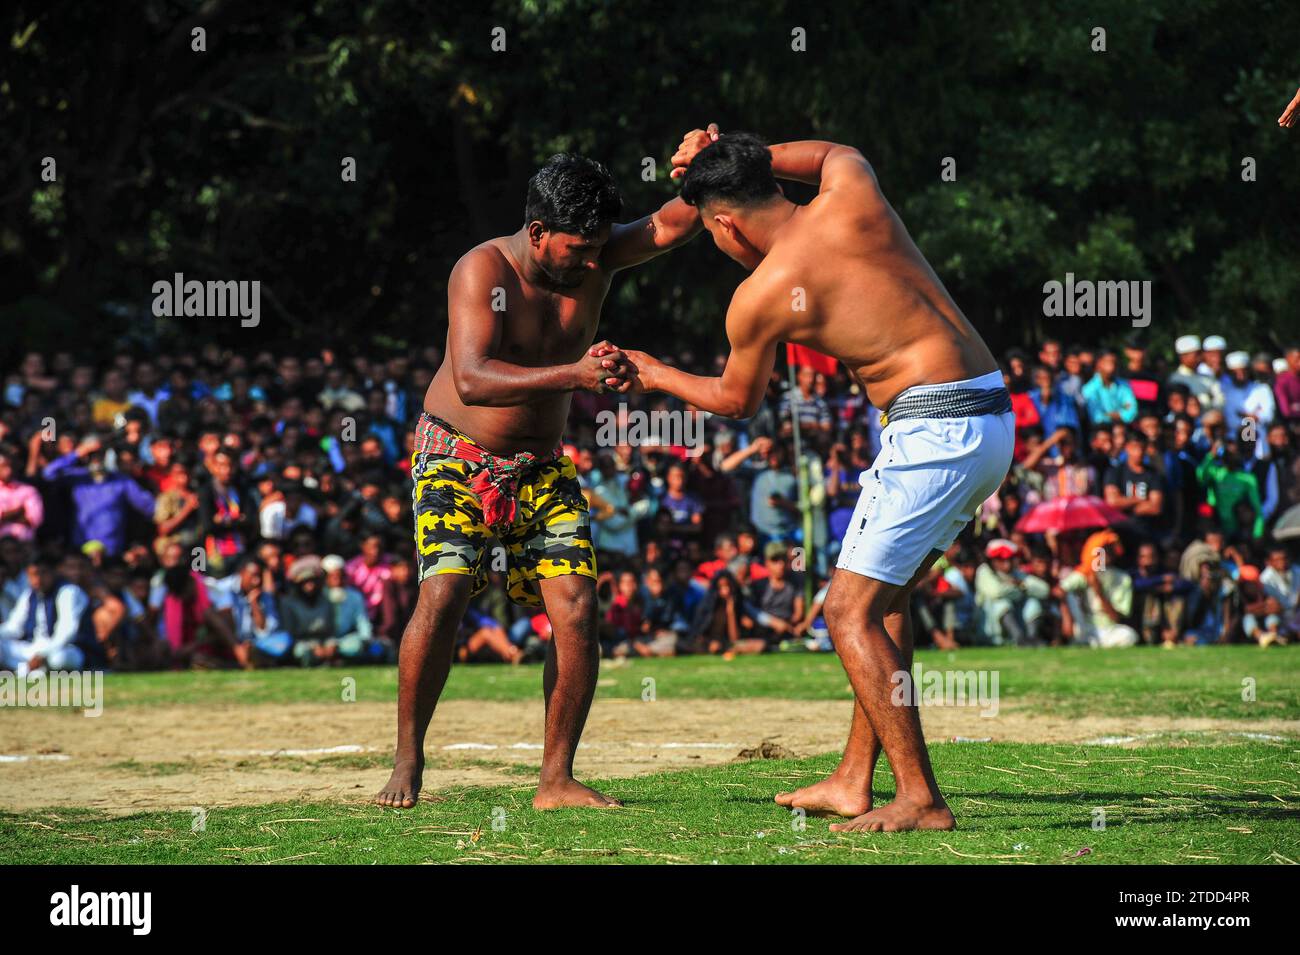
[1015,495,1126,534]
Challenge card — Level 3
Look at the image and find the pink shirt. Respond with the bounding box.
[1275,371,1300,421]
[345,555,392,616]
[0,480,43,542]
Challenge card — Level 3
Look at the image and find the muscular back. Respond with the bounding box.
[751,155,997,409]
[424,238,613,456]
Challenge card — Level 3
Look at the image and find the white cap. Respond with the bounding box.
[1225,351,1249,370]
[1174,335,1201,354]
[321,554,346,573]
[1203,335,1227,352]
[1275,358,1290,375]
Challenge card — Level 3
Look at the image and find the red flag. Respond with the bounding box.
[786,343,837,376]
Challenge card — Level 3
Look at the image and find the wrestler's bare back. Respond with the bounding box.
[423,237,613,457]
[746,162,997,410]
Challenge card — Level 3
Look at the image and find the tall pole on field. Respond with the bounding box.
[786,350,815,607]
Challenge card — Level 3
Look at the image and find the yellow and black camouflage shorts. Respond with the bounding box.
[410,440,597,608]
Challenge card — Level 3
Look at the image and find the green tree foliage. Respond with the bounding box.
[2,0,1297,361]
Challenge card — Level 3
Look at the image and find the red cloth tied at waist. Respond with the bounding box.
[414,413,563,529]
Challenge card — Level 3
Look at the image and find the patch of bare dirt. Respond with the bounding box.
[1,698,1294,812]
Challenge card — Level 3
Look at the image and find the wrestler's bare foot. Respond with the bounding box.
[774,773,871,817]
[374,756,423,808]
[533,776,622,810]
[830,797,955,833]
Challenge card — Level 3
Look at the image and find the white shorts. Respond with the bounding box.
[836,370,1014,587]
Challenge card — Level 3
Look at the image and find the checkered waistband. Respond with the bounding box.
[412,412,563,528]
[881,385,1012,424]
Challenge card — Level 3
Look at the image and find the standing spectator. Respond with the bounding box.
[1081,350,1138,426]
[1029,365,1081,441]
[1103,430,1166,540]
[153,460,200,558]
[1122,338,1163,416]
[778,365,833,440]
[345,532,392,619]
[91,369,133,429]
[197,448,251,573]
[127,362,166,427]
[657,463,704,543]
[0,450,43,542]
[1196,440,1264,540]
[749,442,800,545]
[1168,336,1224,411]
[1198,335,1228,381]
[1274,345,1300,429]
[42,435,155,556]
[1221,351,1275,437]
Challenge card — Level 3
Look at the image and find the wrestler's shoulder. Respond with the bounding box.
[450,240,516,284]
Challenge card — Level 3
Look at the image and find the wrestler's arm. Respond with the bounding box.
[625,281,779,419]
[1280,86,1300,128]
[448,249,628,406]
[670,124,871,190]
[600,196,703,272]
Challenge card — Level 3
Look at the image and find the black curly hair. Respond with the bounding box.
[680,132,780,209]
[524,154,623,236]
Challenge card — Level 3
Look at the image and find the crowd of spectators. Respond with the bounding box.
[1,331,1299,674]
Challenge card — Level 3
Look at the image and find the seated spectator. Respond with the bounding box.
[974,539,1050,645]
[688,570,760,655]
[226,556,293,664]
[323,554,377,660]
[1182,561,1235,645]
[1236,564,1287,646]
[157,564,243,668]
[636,565,683,656]
[457,608,522,663]
[377,556,418,650]
[694,532,739,585]
[795,569,835,652]
[1060,532,1138,647]
[0,557,89,674]
[282,556,359,666]
[748,542,804,647]
[1131,542,1194,647]
[1260,546,1300,635]
[602,570,646,657]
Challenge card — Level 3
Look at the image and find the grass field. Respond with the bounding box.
[2,647,1298,864]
